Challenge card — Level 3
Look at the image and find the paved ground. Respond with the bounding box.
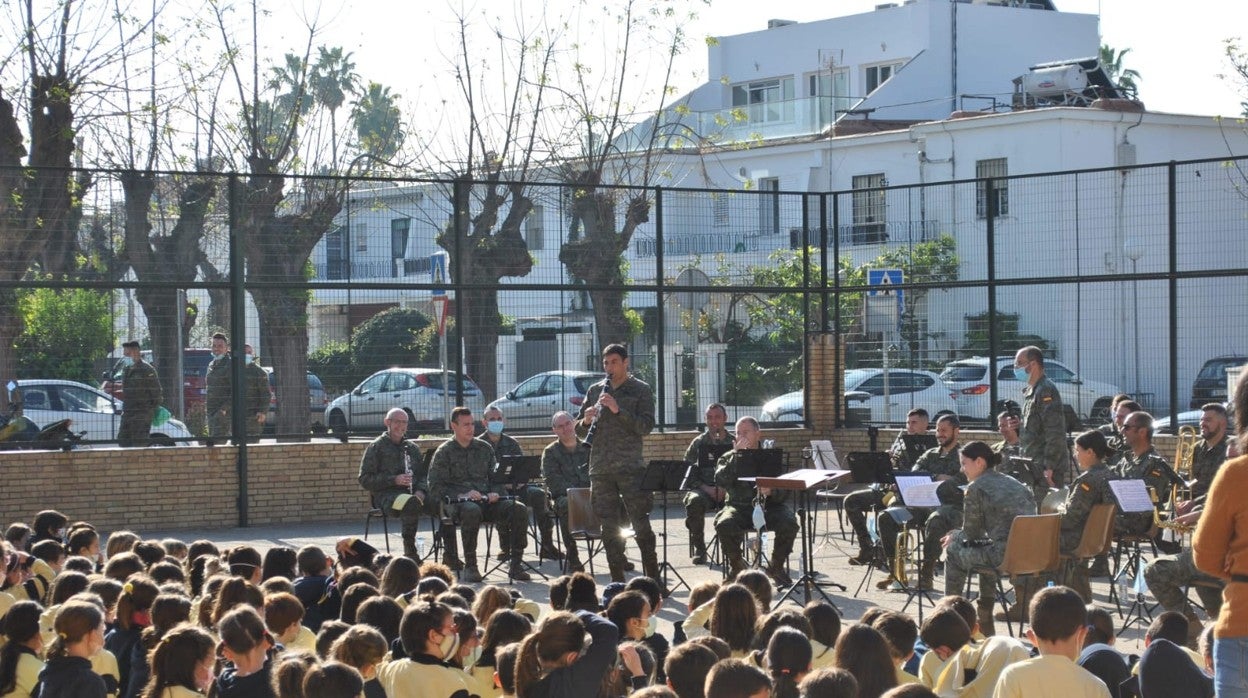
[144,493,1183,655]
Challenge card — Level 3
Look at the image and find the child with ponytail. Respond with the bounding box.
[0,600,44,697]
[766,627,812,698]
[213,605,277,698]
[376,598,471,698]
[514,609,620,698]
[125,594,193,698]
[106,575,160,693]
[139,624,215,698]
[36,600,108,697]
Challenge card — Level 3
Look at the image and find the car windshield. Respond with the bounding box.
[940,364,984,382]
[419,372,480,394]
[1199,359,1246,380]
[573,375,603,393]
[844,369,876,390]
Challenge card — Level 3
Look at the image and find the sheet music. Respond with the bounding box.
[894,475,942,508]
[1109,479,1155,513]
[809,440,841,470]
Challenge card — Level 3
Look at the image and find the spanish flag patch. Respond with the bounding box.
[1080,482,1091,492]
[1042,396,1053,402]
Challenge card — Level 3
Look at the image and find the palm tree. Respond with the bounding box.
[352,82,405,163]
[310,47,359,165]
[1100,44,1141,98]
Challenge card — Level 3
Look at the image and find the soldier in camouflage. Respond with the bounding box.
[429,407,531,582]
[1058,430,1118,601]
[993,410,1050,506]
[117,341,162,447]
[358,408,430,560]
[942,440,1037,635]
[683,403,734,565]
[542,411,592,572]
[1015,346,1069,489]
[479,407,562,562]
[1144,549,1224,646]
[845,408,931,565]
[1186,403,1230,503]
[877,414,967,591]
[243,344,270,440]
[1105,399,1141,467]
[205,332,232,439]
[712,416,798,584]
[575,344,657,583]
[1115,411,1183,539]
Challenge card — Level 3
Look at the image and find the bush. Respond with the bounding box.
[16,287,113,382]
[307,341,357,395]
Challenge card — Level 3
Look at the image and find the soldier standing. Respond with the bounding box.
[1015,346,1069,489]
[541,411,592,572]
[712,416,798,585]
[575,344,657,583]
[942,441,1036,636]
[205,332,232,439]
[1059,430,1117,601]
[358,408,430,560]
[117,340,162,447]
[243,344,270,439]
[428,406,531,582]
[682,403,733,565]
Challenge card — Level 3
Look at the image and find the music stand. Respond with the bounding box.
[759,468,848,611]
[737,449,785,571]
[491,455,547,581]
[642,460,691,596]
[698,443,732,471]
[900,434,938,466]
[890,474,941,621]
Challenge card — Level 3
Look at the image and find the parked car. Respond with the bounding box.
[101,348,214,410]
[263,368,328,429]
[325,368,485,434]
[15,379,193,445]
[759,368,958,425]
[487,370,606,429]
[940,356,1120,424]
[1190,355,1247,409]
[1152,409,1203,435]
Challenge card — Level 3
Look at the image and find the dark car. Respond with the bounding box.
[264,368,328,430]
[1191,355,1247,408]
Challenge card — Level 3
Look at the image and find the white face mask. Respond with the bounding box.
[439,632,460,662]
[645,615,657,638]
[465,644,483,668]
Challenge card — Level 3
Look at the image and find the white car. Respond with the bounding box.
[760,368,958,425]
[940,356,1121,424]
[487,370,605,429]
[326,368,485,434]
[15,379,192,445]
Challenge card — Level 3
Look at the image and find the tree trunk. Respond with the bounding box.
[254,286,311,437]
[0,290,21,409]
[589,288,633,346]
[458,287,501,401]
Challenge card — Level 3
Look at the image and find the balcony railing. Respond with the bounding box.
[312,257,432,280]
[618,95,856,152]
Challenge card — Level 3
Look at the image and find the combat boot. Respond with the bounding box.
[1087,554,1110,578]
[642,551,661,582]
[440,529,464,571]
[508,556,532,582]
[848,545,875,566]
[917,557,938,591]
[726,552,748,580]
[766,557,793,587]
[539,519,564,561]
[608,559,626,583]
[690,531,708,565]
[565,549,584,573]
[462,554,483,584]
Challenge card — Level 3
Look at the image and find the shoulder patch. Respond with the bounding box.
[1042,396,1053,402]
[1080,482,1091,492]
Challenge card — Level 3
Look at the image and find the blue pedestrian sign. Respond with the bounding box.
[430,252,449,297]
[867,268,904,305]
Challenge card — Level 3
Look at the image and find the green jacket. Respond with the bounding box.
[1020,375,1068,476]
[1060,462,1115,552]
[205,353,231,414]
[575,375,655,475]
[245,363,269,417]
[714,449,787,509]
[478,433,524,459]
[683,429,734,490]
[358,433,428,508]
[1190,436,1229,500]
[960,470,1036,554]
[122,359,162,412]
[428,438,499,502]
[542,439,591,496]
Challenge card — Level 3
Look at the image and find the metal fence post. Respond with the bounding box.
[228,173,248,528]
[1167,161,1179,428]
[985,178,999,417]
[831,193,842,428]
[654,186,665,430]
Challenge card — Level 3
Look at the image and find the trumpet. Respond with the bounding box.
[893,529,919,586]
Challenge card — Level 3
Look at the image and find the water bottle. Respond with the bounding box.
[1116,572,1128,600]
[416,536,426,558]
[761,531,769,551]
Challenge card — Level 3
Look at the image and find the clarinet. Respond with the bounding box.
[584,383,612,446]
[404,450,414,494]
[444,494,518,504]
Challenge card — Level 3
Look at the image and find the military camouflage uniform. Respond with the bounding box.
[1020,374,1069,487]
[682,429,734,558]
[1058,462,1116,600]
[1115,446,1179,535]
[542,438,592,566]
[1189,437,1229,501]
[1144,549,1224,621]
[244,361,269,438]
[118,357,162,447]
[712,449,798,577]
[944,469,1037,600]
[205,353,232,438]
[358,433,430,556]
[844,431,929,557]
[576,376,657,582]
[994,438,1049,506]
[481,433,557,555]
[428,438,529,564]
[878,446,966,569]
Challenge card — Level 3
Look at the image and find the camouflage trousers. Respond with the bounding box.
[683,490,717,548]
[844,488,888,550]
[117,409,153,447]
[208,407,231,439]
[714,504,798,566]
[590,467,657,575]
[944,535,1005,602]
[444,499,530,558]
[1144,549,1224,619]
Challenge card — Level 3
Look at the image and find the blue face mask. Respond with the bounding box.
[1013,366,1029,382]
[120,356,135,368]
[244,355,253,365]
[486,420,504,435]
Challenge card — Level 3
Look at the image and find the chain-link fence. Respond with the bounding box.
[1,155,1245,445]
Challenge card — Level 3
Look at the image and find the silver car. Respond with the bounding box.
[940,356,1121,424]
[760,368,958,425]
[326,368,485,434]
[15,379,193,445]
[487,370,605,429]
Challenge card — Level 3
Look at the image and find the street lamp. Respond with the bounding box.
[1123,241,1145,398]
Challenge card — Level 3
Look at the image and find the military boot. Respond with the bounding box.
[462,554,483,584]
[402,525,419,560]
[565,547,584,573]
[848,545,876,566]
[766,557,793,587]
[508,555,532,582]
[726,552,748,580]
[608,559,626,583]
[976,601,997,638]
[1087,554,1110,578]
[917,557,939,591]
[642,550,661,582]
[440,528,464,571]
[690,531,708,565]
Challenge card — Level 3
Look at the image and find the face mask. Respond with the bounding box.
[212,350,224,359]
[645,615,657,638]
[120,356,135,367]
[439,632,460,662]
[465,644,483,668]
[244,355,253,365]
[1012,366,1029,382]
[486,421,504,435]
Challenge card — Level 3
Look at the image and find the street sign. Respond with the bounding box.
[430,252,449,297]
[867,268,905,336]
[432,296,450,337]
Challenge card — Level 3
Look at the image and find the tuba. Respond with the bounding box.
[893,529,919,586]
[1168,426,1198,508]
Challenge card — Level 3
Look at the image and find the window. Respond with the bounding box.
[513,375,545,399]
[57,386,114,413]
[526,205,544,251]
[325,227,347,280]
[731,77,795,123]
[758,177,780,236]
[712,193,729,227]
[976,158,1009,218]
[386,373,417,392]
[1046,363,1075,382]
[354,222,367,252]
[864,62,904,95]
[807,69,849,123]
[390,218,410,259]
[357,373,388,395]
[851,173,887,243]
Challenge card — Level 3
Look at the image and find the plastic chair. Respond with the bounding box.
[1059,503,1116,599]
[565,488,605,576]
[966,513,1062,636]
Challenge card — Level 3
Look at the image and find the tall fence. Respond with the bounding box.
[1,155,1245,449]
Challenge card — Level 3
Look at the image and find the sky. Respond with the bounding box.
[258,0,1248,120]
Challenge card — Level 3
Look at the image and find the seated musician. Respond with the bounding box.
[1180,403,1232,512]
[428,406,531,583]
[1058,430,1116,601]
[941,441,1035,637]
[995,406,1049,508]
[845,408,931,566]
[876,413,966,592]
[683,403,734,565]
[479,407,562,562]
[1115,411,1183,552]
[357,408,430,560]
[1106,399,1143,467]
[541,411,592,572]
[712,416,798,585]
